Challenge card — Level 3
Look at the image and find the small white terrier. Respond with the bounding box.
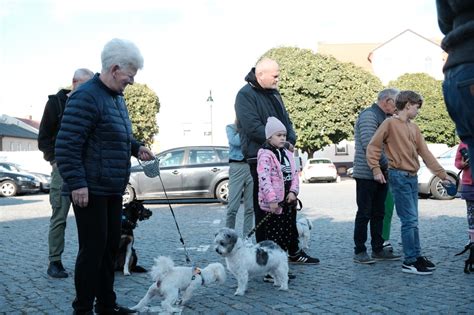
[131,256,226,313]
[296,216,313,250]
[214,227,289,296]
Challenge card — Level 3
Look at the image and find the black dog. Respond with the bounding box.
[455,243,474,274]
[115,201,153,275]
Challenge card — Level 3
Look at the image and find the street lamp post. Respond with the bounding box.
[207,90,214,144]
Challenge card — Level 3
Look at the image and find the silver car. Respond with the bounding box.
[417,145,459,200]
[124,146,229,204]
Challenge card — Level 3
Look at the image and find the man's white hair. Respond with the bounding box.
[101,38,144,71]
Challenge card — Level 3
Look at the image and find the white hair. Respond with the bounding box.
[101,38,144,72]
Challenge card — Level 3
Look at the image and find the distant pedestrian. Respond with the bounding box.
[367,90,453,275]
[38,68,93,278]
[436,0,474,181]
[225,119,254,238]
[55,38,154,314]
[352,88,401,264]
[455,142,474,246]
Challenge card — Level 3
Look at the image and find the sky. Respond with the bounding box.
[0,0,443,148]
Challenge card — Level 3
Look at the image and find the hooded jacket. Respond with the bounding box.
[38,89,71,163]
[235,68,296,160]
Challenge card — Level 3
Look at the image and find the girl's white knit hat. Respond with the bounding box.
[265,116,286,139]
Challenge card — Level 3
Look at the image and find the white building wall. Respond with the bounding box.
[371,32,444,85]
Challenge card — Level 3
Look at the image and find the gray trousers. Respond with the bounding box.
[225,162,254,237]
[48,165,71,262]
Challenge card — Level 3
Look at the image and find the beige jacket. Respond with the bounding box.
[366,117,447,180]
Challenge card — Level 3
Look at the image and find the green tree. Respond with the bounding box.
[264,47,383,156]
[388,73,456,146]
[124,83,160,146]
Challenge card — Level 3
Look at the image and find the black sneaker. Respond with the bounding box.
[94,304,137,314]
[402,260,433,275]
[263,273,296,283]
[417,256,436,270]
[47,261,68,278]
[289,250,320,265]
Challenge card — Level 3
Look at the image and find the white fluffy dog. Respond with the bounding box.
[214,227,289,296]
[131,256,226,313]
[296,216,313,250]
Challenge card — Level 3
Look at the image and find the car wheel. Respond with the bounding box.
[430,175,456,200]
[123,184,135,204]
[0,180,18,197]
[215,180,229,204]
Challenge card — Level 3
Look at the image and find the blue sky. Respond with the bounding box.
[0,0,443,147]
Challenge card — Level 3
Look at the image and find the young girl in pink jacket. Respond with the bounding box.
[257,117,319,269]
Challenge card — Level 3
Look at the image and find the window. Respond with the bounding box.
[189,149,217,165]
[158,150,185,167]
[335,143,348,156]
[216,149,229,162]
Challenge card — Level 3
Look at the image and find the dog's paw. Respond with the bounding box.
[124,271,131,276]
[234,289,245,296]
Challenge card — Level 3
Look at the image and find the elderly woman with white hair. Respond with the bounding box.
[55,38,154,315]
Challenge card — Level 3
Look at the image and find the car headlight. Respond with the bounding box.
[17,176,34,181]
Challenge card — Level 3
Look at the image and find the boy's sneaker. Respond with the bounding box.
[402,260,433,275]
[353,252,375,264]
[372,249,401,261]
[417,256,436,270]
[289,250,320,264]
[382,241,394,253]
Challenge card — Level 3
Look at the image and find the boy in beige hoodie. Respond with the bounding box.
[367,90,452,275]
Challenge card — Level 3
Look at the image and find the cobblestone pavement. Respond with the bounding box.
[1,179,473,314]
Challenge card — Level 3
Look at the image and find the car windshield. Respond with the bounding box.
[438,146,458,159]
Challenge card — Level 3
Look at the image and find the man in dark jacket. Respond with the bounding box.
[55,39,154,315]
[352,89,400,264]
[235,58,318,265]
[38,68,93,278]
[437,0,474,180]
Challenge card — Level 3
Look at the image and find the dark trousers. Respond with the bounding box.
[354,178,387,254]
[72,194,122,312]
[249,161,299,254]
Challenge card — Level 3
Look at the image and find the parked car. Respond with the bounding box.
[301,158,339,183]
[418,145,460,200]
[0,165,41,197]
[124,146,230,204]
[0,162,51,193]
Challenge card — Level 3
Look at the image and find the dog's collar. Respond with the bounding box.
[191,266,205,285]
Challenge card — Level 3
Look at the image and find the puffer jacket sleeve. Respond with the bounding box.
[235,91,267,146]
[257,148,283,214]
[55,91,99,192]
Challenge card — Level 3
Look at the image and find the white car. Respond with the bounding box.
[302,158,339,183]
[417,145,460,200]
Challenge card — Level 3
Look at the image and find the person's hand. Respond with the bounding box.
[286,191,297,204]
[269,202,279,211]
[374,173,386,184]
[72,187,89,208]
[138,146,154,161]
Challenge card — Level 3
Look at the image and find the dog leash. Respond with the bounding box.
[138,157,192,264]
[245,198,303,241]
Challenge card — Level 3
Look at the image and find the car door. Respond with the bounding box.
[180,148,221,197]
[134,149,185,198]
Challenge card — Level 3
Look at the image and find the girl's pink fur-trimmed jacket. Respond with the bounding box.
[257,147,299,214]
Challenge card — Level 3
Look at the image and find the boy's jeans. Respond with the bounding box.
[388,169,420,264]
[443,63,474,181]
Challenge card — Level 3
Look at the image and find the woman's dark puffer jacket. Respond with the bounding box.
[55,74,141,196]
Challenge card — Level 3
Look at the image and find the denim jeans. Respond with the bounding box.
[354,178,387,254]
[388,169,420,264]
[443,63,474,181]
